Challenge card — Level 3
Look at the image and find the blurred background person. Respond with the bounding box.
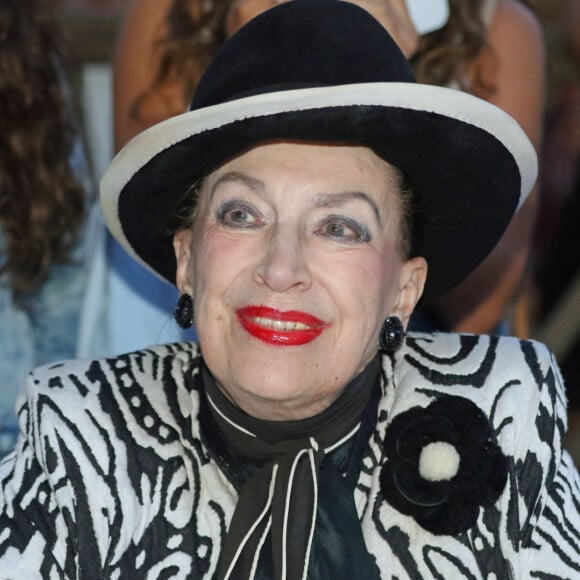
[73,0,197,360]
[532,0,580,462]
[0,0,92,455]
[407,0,544,337]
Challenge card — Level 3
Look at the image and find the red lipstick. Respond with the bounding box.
[236,306,328,346]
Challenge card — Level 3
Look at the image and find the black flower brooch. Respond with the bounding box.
[379,395,508,535]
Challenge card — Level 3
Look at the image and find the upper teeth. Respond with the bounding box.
[252,317,310,331]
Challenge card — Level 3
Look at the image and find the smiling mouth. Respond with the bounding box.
[249,317,312,331]
[236,306,328,346]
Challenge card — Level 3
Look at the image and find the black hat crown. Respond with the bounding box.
[192,0,415,111]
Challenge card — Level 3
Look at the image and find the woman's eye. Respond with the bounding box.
[324,222,348,237]
[317,217,370,242]
[227,208,254,224]
[217,201,262,228]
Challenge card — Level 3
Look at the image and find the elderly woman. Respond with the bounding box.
[1,1,579,578]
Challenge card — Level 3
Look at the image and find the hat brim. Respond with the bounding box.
[100,82,537,299]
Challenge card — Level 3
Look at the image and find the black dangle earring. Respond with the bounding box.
[379,316,405,353]
[174,294,194,329]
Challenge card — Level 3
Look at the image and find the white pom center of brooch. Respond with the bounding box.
[418,441,461,482]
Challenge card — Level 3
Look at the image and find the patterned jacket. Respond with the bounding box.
[0,333,579,579]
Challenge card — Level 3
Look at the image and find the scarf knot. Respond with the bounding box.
[200,359,382,580]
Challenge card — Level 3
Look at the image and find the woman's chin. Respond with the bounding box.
[218,361,338,420]
[200,326,363,418]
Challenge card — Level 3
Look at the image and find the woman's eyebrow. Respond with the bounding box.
[209,176,383,227]
[314,191,383,227]
[209,171,266,199]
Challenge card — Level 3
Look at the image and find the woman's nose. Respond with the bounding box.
[253,225,312,293]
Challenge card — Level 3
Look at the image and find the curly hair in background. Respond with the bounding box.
[0,0,85,298]
[413,0,535,97]
[129,0,229,125]
[130,0,539,123]
[413,0,494,95]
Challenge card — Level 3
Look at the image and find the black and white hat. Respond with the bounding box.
[100,0,537,298]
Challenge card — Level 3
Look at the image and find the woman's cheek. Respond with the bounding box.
[350,248,404,312]
[331,245,400,286]
[193,226,258,290]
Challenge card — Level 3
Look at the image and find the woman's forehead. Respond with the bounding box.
[204,142,401,196]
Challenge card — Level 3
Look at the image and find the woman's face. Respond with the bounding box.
[174,143,426,419]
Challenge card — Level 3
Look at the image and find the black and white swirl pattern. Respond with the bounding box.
[0,333,578,579]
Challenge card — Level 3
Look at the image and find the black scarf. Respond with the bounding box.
[198,358,382,580]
